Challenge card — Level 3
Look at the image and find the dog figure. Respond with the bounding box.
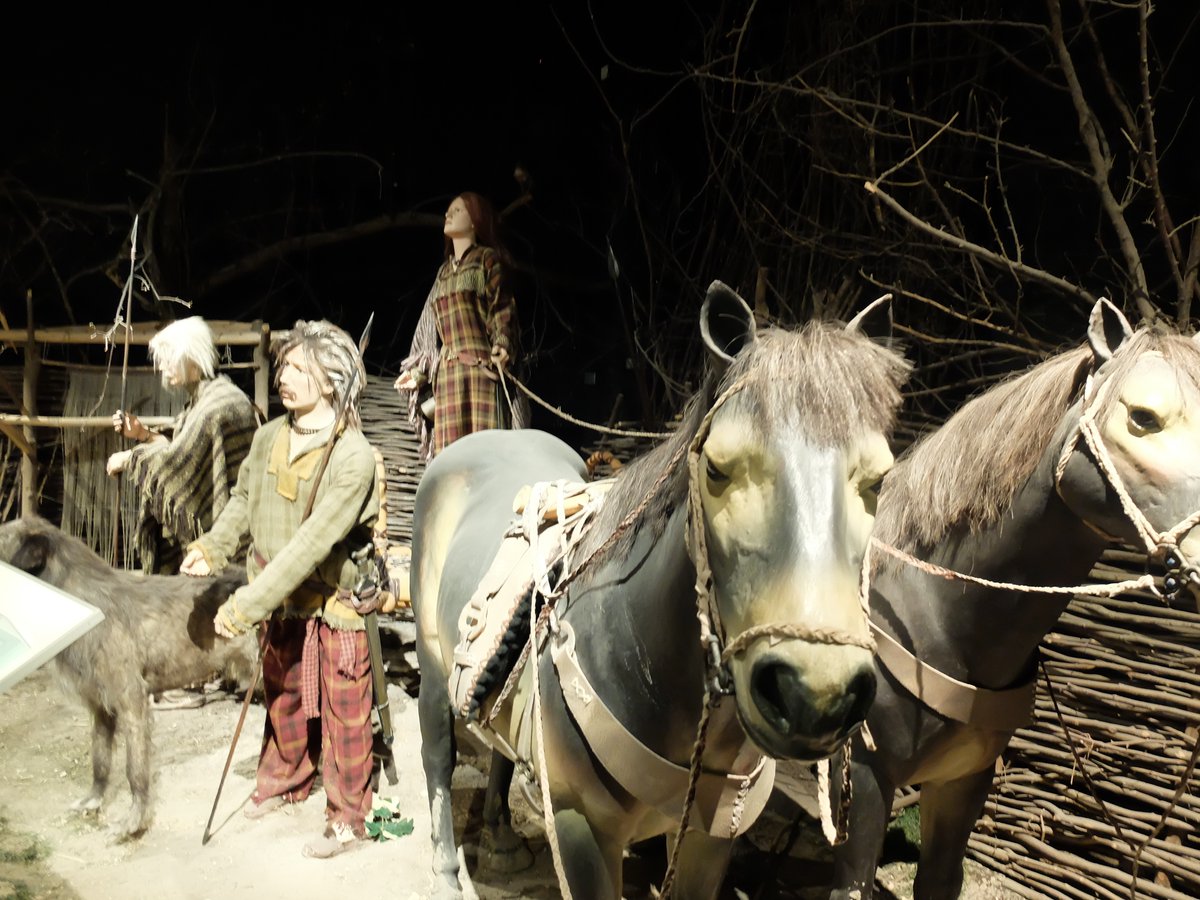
[0,515,256,839]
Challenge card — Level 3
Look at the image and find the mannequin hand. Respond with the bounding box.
[350,584,382,615]
[395,369,428,392]
[181,548,211,577]
[112,410,149,441]
[213,607,240,639]
[106,449,133,476]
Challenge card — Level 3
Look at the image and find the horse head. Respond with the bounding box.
[693,282,910,760]
[1055,298,1200,609]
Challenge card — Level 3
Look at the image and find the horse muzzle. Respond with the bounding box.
[732,646,876,761]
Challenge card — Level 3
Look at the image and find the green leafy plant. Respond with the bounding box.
[365,796,415,842]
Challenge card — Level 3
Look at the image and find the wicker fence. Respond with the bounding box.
[968,548,1200,899]
[360,374,425,546]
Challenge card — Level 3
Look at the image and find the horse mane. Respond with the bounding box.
[875,326,1200,554]
[575,320,911,564]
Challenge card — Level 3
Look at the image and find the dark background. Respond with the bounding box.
[4,5,666,445]
[5,2,1199,451]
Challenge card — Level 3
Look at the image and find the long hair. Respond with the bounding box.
[148,316,218,386]
[271,320,366,430]
[442,191,510,265]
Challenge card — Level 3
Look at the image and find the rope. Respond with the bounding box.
[871,538,1154,597]
[723,623,875,659]
[816,758,837,845]
[657,690,716,898]
[531,612,574,900]
[500,366,672,439]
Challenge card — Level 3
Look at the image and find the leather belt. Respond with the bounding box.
[442,348,499,382]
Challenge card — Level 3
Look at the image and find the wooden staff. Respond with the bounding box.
[110,216,139,566]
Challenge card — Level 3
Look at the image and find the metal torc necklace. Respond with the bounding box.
[289,416,327,436]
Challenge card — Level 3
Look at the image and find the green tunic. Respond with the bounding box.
[193,416,380,633]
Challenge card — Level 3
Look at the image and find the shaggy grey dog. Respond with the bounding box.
[0,515,256,839]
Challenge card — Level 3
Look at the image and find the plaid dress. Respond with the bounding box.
[400,244,521,459]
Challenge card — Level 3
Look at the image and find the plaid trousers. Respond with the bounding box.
[255,616,374,832]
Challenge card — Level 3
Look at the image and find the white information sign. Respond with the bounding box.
[0,560,105,693]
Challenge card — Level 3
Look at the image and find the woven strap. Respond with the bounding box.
[870,622,1035,730]
[550,620,775,838]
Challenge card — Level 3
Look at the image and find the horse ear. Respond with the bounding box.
[1087,297,1134,363]
[700,281,756,365]
[846,293,893,339]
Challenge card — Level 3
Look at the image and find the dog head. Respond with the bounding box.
[0,516,55,578]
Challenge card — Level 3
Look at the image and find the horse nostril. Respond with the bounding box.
[750,659,877,738]
[842,669,877,730]
[750,659,799,734]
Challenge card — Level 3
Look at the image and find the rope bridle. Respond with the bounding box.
[869,349,1200,900]
[659,375,876,896]
[502,372,878,899]
[1052,363,1200,600]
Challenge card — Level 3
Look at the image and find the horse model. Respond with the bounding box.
[410,281,913,899]
[830,298,1200,898]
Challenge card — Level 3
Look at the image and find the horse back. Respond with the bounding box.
[411,429,588,674]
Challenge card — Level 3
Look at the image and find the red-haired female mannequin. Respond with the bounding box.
[394,192,525,460]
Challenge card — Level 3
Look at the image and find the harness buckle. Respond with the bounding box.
[1154,542,1189,601]
[705,634,734,696]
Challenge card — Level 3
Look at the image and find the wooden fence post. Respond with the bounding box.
[253,321,269,421]
[21,290,40,517]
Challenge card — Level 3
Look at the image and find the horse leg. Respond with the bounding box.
[72,706,116,815]
[830,750,894,900]
[418,673,463,899]
[911,770,995,900]
[667,830,734,899]
[479,749,534,873]
[113,691,152,840]
[552,806,622,900]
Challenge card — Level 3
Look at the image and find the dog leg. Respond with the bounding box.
[112,693,153,841]
[72,707,115,815]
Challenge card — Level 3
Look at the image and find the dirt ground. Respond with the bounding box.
[0,617,1013,900]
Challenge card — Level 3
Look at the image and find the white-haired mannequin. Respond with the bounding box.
[106,315,260,707]
[107,316,220,457]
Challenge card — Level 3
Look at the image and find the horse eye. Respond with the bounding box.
[705,458,730,484]
[859,475,883,515]
[1129,407,1162,434]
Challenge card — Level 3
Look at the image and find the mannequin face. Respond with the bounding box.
[159,359,192,387]
[443,196,475,240]
[278,346,334,417]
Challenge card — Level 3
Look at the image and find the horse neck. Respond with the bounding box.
[875,412,1110,690]
[569,504,746,766]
